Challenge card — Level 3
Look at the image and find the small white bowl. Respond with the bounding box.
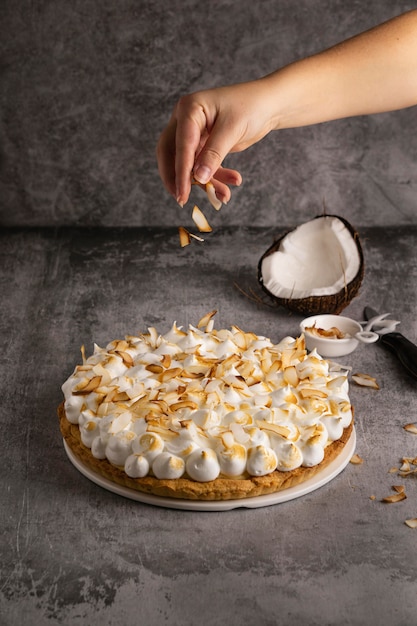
[300,314,377,357]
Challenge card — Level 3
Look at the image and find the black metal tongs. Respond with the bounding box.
[364,307,417,380]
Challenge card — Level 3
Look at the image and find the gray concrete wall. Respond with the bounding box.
[1,0,416,228]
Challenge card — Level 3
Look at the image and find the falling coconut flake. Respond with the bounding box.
[178,226,204,247]
[178,179,223,247]
[192,205,212,232]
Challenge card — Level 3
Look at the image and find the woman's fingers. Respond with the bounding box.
[157,84,258,206]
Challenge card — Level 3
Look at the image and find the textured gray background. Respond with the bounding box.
[1,0,416,228]
[2,3,417,625]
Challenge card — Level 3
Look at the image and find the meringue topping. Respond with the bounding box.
[61,314,353,482]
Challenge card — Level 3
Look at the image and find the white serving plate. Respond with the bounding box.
[63,428,355,511]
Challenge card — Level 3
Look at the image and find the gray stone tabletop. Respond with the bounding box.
[1,224,417,626]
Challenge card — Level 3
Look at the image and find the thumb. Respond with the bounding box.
[193,150,223,185]
[193,121,239,184]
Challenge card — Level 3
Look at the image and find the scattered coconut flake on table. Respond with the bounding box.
[350,453,363,465]
[398,456,417,477]
[403,423,417,435]
[405,518,417,528]
[381,491,407,503]
[351,373,380,389]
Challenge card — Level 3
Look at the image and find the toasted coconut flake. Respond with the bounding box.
[182,371,205,380]
[160,367,183,382]
[400,459,411,472]
[230,327,247,350]
[220,430,235,449]
[326,376,348,391]
[392,485,406,493]
[382,492,407,503]
[192,205,212,232]
[154,399,171,414]
[160,354,172,369]
[256,420,292,439]
[103,388,118,403]
[116,351,134,367]
[283,366,299,387]
[110,339,129,352]
[401,458,415,471]
[147,424,179,440]
[369,495,376,500]
[72,376,91,392]
[73,375,102,395]
[350,454,363,465]
[145,326,160,348]
[190,232,205,242]
[399,468,417,477]
[268,360,282,375]
[97,401,110,417]
[403,423,417,435]
[299,388,328,399]
[305,325,347,339]
[170,400,199,412]
[351,373,380,389]
[146,363,164,374]
[197,310,217,329]
[178,226,191,247]
[225,376,247,391]
[112,391,130,402]
[405,518,417,528]
[205,181,222,210]
[178,226,205,246]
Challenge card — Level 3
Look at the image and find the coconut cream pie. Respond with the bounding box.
[59,311,353,500]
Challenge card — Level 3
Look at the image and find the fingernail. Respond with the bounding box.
[176,189,184,208]
[193,165,211,185]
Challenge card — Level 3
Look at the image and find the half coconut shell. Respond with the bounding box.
[258,214,364,315]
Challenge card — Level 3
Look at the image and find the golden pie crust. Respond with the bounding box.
[58,402,353,501]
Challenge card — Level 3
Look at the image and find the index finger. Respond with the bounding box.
[156,118,178,199]
[175,97,208,206]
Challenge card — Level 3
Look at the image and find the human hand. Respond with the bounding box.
[156,80,275,207]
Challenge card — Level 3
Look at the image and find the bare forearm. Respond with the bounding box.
[266,9,417,130]
[157,9,417,205]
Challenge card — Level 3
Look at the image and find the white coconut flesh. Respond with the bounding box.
[261,216,361,299]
